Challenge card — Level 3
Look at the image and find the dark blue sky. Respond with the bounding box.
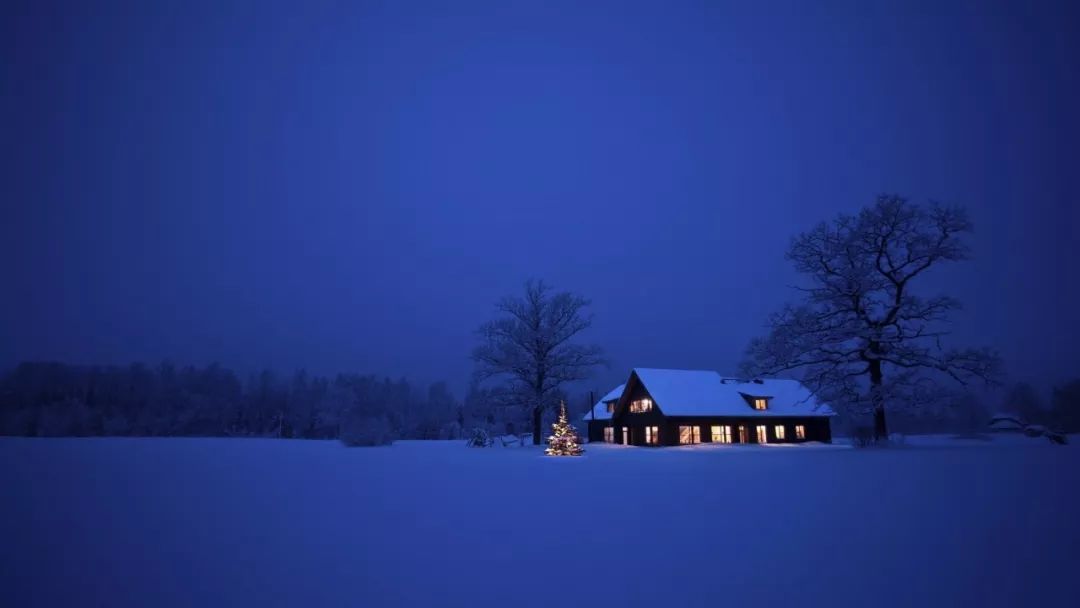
[3,0,1078,396]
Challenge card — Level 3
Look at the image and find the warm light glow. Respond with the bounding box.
[711,425,732,443]
[755,425,768,444]
[775,425,786,440]
[545,401,583,456]
[679,425,701,444]
[622,426,629,445]
[796,425,806,440]
[605,402,615,413]
[645,425,659,445]
[603,427,614,443]
[629,398,653,413]
[738,425,748,443]
[753,398,768,410]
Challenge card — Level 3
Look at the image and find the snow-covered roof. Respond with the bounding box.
[988,414,1025,431]
[627,368,833,418]
[582,384,625,421]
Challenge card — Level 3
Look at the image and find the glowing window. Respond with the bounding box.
[679,425,701,444]
[629,398,653,413]
[775,425,786,440]
[603,427,614,443]
[753,398,768,410]
[738,426,748,443]
[605,402,615,413]
[644,425,659,445]
[796,425,806,440]
[711,425,732,443]
[755,425,768,444]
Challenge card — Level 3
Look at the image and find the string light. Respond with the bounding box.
[546,400,584,456]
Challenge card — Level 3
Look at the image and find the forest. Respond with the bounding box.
[0,361,527,445]
[1,360,1077,443]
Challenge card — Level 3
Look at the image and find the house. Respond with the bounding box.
[591,368,833,446]
[582,384,625,443]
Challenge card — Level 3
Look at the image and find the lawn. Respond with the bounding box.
[2,436,1077,607]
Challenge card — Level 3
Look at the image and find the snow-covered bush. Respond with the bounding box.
[340,415,395,447]
[465,427,492,447]
[1024,425,1068,444]
[494,434,524,447]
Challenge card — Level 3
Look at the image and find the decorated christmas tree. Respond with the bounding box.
[545,401,584,456]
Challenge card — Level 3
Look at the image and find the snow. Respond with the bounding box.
[631,367,834,417]
[2,436,1078,607]
[988,414,1026,431]
[581,383,624,421]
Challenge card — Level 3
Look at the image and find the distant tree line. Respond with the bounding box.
[0,361,535,445]
[995,380,1080,432]
[836,379,1080,436]
[3,361,1074,442]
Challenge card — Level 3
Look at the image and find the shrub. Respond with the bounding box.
[465,427,492,447]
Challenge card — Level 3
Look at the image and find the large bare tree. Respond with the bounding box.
[472,280,605,446]
[742,196,1001,440]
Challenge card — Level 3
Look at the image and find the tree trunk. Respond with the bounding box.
[869,358,888,441]
[532,406,542,447]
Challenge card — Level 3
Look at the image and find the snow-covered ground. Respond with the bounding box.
[2,436,1077,607]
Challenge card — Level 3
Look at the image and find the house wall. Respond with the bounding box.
[641,416,832,446]
[586,419,610,442]
[611,378,667,445]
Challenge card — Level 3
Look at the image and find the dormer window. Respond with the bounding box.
[605,402,615,413]
[629,398,653,413]
[752,398,768,411]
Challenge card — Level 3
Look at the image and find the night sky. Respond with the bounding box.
[3,0,1078,396]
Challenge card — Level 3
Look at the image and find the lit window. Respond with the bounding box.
[755,425,768,444]
[738,426,748,443]
[606,402,615,413]
[603,427,614,443]
[622,427,629,445]
[679,425,701,444]
[629,398,653,413]
[753,398,768,410]
[644,425,659,445]
[775,425,786,440]
[796,425,806,440]
[711,425,732,443]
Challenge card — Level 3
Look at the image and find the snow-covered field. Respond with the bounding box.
[2,436,1077,607]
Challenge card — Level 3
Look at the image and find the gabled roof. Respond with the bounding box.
[624,368,833,417]
[582,384,625,421]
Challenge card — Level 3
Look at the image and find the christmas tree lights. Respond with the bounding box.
[545,401,584,456]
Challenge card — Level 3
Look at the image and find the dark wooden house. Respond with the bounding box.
[582,384,624,443]
[593,368,833,447]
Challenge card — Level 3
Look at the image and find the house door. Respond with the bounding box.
[738,425,748,443]
[622,427,630,445]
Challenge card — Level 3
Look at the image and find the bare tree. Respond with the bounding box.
[742,196,1001,440]
[472,280,605,446]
